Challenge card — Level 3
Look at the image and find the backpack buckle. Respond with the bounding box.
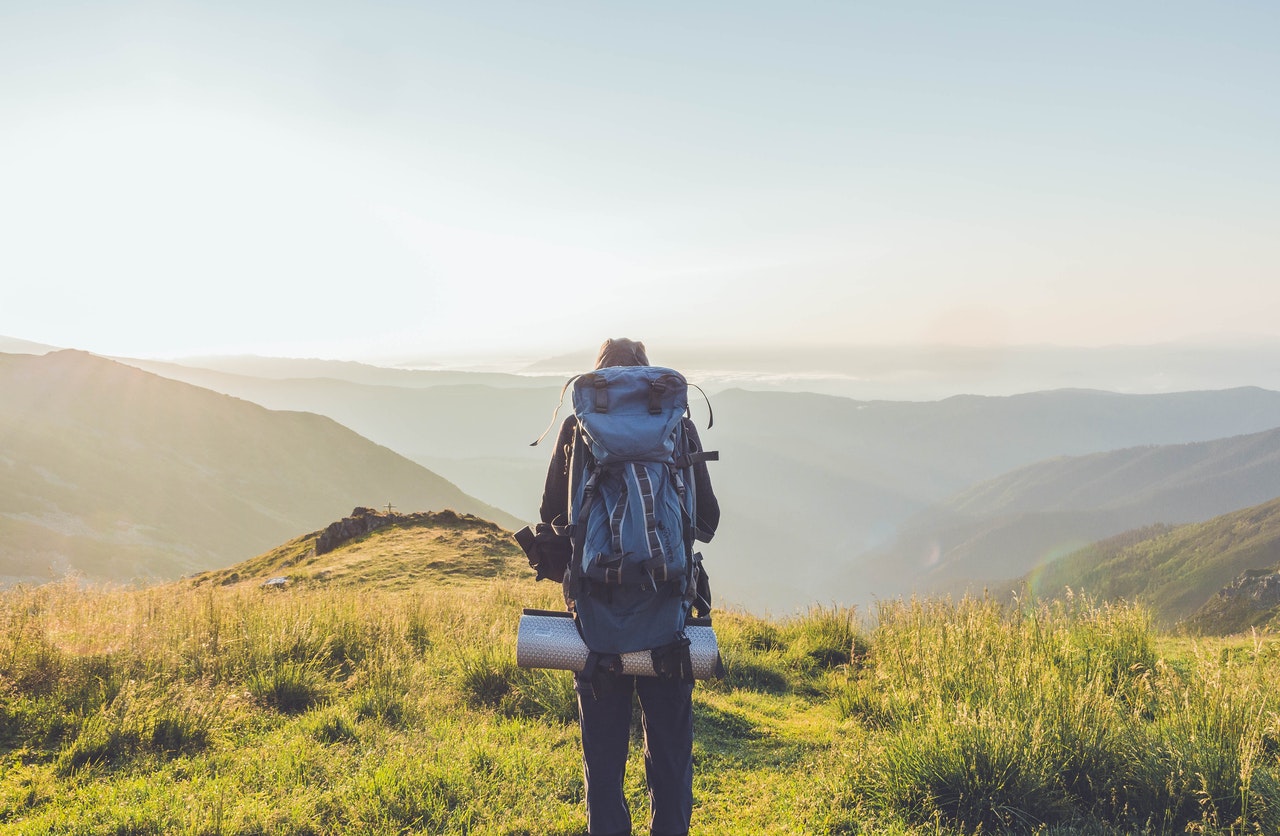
[592,375,610,412]
[648,379,666,415]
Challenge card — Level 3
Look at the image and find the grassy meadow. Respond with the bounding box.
[2,516,1280,834]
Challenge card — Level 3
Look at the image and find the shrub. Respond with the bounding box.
[248,660,328,714]
[147,704,211,755]
[303,707,360,745]
[784,606,861,671]
[349,656,415,727]
[55,713,129,775]
[503,668,578,724]
[456,647,515,709]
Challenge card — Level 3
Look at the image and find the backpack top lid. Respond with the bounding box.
[571,365,688,464]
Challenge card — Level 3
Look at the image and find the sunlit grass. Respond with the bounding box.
[2,567,1279,834]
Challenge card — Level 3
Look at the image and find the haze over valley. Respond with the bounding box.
[9,335,1280,629]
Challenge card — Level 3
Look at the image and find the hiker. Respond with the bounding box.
[539,337,720,836]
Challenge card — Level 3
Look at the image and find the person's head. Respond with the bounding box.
[594,338,649,370]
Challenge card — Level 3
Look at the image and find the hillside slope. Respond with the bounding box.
[1019,495,1280,631]
[115,358,562,520]
[857,427,1280,601]
[710,387,1280,610]
[0,351,520,585]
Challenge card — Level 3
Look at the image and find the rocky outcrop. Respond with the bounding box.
[1220,568,1280,609]
[1184,566,1280,635]
[315,507,395,555]
[313,507,498,556]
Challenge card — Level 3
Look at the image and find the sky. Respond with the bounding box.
[2,1,1278,364]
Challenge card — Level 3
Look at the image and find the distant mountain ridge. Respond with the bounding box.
[520,342,1280,399]
[0,335,58,355]
[0,351,520,585]
[130,355,553,389]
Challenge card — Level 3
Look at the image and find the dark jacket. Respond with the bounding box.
[539,416,720,544]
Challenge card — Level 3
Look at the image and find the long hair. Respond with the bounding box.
[594,338,649,369]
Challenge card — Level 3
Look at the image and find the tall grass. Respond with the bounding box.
[837,594,1280,834]
[2,577,1279,834]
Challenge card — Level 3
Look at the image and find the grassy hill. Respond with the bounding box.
[1019,495,1280,631]
[189,507,524,590]
[2,514,1279,833]
[0,350,521,585]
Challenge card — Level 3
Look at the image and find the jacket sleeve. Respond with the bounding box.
[539,417,577,526]
[683,419,720,543]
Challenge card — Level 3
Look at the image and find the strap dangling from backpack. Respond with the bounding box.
[650,634,694,684]
[582,650,623,700]
[529,374,584,446]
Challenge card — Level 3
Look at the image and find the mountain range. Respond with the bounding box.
[90,352,1280,612]
[700,387,1280,610]
[0,350,520,585]
[8,339,1280,619]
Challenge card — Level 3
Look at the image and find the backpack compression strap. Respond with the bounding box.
[629,463,670,581]
[677,450,719,467]
[576,469,624,585]
[578,462,679,589]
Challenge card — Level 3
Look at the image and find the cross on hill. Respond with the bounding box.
[384,501,396,515]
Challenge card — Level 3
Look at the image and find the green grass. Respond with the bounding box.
[3,529,1280,834]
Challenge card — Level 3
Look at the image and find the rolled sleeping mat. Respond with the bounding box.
[516,609,722,679]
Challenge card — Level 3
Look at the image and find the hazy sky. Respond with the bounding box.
[2,1,1277,363]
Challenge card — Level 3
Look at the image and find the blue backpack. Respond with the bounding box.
[565,366,713,658]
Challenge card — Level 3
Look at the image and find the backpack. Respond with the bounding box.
[564,365,715,659]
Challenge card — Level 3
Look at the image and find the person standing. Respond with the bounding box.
[539,338,720,836]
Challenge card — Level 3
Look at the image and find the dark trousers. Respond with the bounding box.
[574,672,694,836]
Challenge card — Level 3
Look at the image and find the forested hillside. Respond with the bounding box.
[1020,495,1280,630]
